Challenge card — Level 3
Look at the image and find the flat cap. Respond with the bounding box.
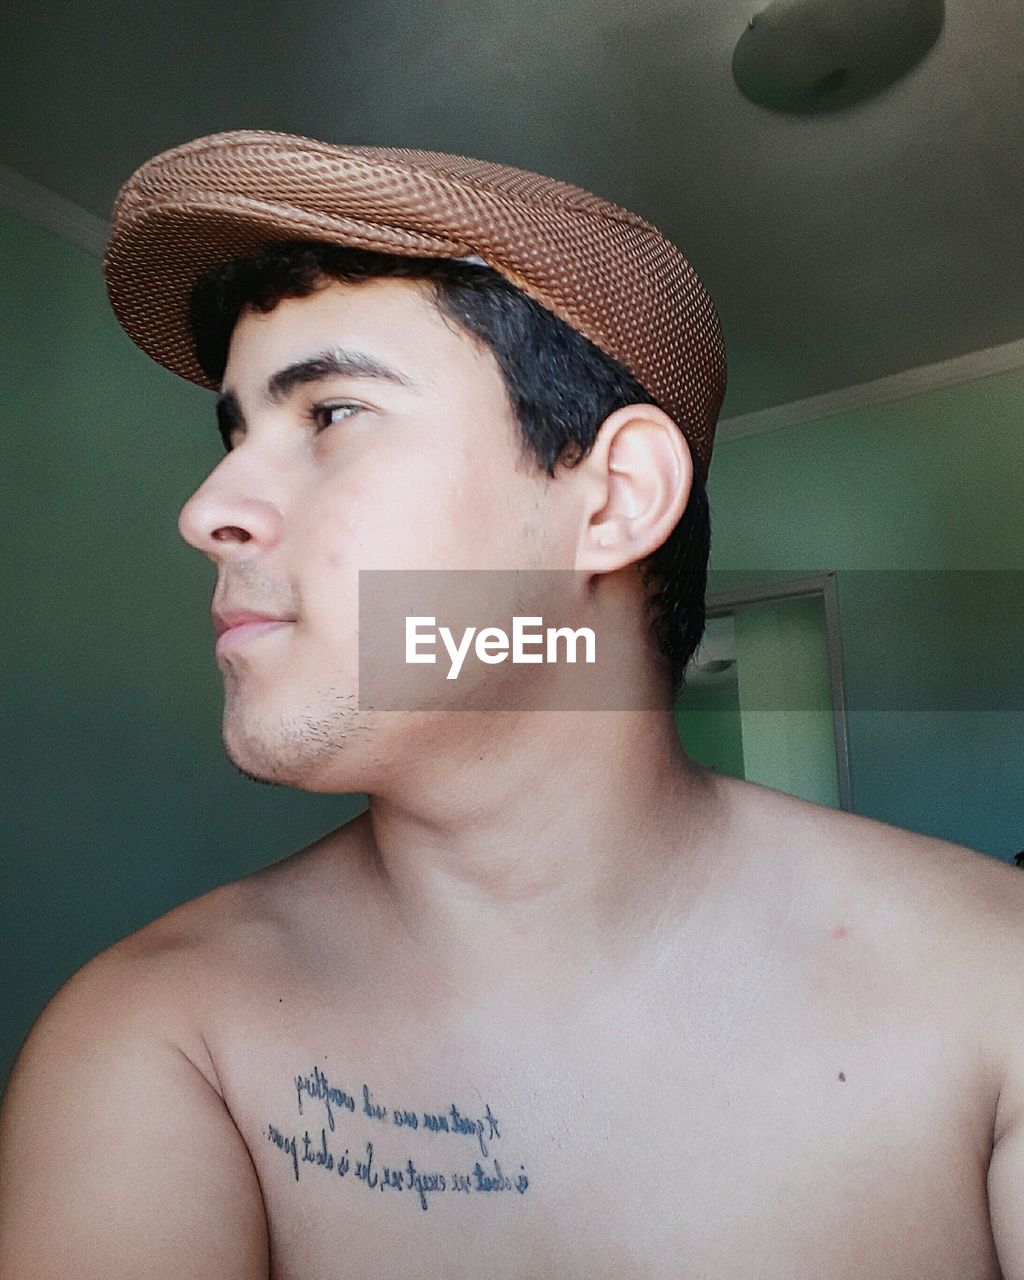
[103,128,726,479]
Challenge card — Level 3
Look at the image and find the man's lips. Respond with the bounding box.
[214,616,293,656]
[211,606,296,656]
[212,608,294,638]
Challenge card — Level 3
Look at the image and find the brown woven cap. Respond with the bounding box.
[103,128,726,479]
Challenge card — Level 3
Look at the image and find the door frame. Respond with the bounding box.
[703,570,854,811]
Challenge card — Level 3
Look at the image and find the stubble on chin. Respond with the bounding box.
[220,683,373,790]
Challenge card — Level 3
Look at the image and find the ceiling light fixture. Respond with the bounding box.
[732,0,945,113]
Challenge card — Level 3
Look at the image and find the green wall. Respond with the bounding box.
[704,377,1023,856]
[0,208,365,1084]
[2,205,1022,1086]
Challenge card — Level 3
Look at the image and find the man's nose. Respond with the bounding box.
[177,457,285,560]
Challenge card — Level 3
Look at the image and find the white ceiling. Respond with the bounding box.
[2,0,1022,419]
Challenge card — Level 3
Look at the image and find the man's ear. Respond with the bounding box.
[574,403,694,574]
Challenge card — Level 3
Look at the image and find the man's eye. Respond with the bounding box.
[218,403,363,454]
[305,402,363,433]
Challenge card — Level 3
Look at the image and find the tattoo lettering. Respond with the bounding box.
[267,1064,530,1211]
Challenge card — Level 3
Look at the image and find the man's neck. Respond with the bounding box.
[350,709,732,1025]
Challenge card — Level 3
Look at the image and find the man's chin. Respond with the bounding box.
[219,724,370,794]
[227,758,290,788]
[221,732,292,787]
[219,714,298,786]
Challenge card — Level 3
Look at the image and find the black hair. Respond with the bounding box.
[188,240,712,697]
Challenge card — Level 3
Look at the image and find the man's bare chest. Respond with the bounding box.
[204,989,1000,1280]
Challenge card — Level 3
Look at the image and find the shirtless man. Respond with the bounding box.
[2,130,1022,1280]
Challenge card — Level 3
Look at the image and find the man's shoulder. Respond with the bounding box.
[824,792,1024,942]
[762,781,1024,1039]
[725,774,1024,982]
[0,883,273,1279]
[106,811,369,960]
[12,877,251,1099]
[735,775,1021,908]
[23,815,368,1094]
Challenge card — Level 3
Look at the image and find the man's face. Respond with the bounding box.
[177,274,570,790]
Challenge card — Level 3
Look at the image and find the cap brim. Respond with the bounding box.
[103,129,726,479]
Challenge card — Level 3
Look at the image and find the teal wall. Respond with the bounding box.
[1,208,366,1084]
[2,204,1022,1086]
[704,376,1023,855]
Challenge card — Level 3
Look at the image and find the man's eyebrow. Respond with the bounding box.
[215,348,417,444]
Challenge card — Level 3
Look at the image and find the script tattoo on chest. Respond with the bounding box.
[264,1065,530,1211]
